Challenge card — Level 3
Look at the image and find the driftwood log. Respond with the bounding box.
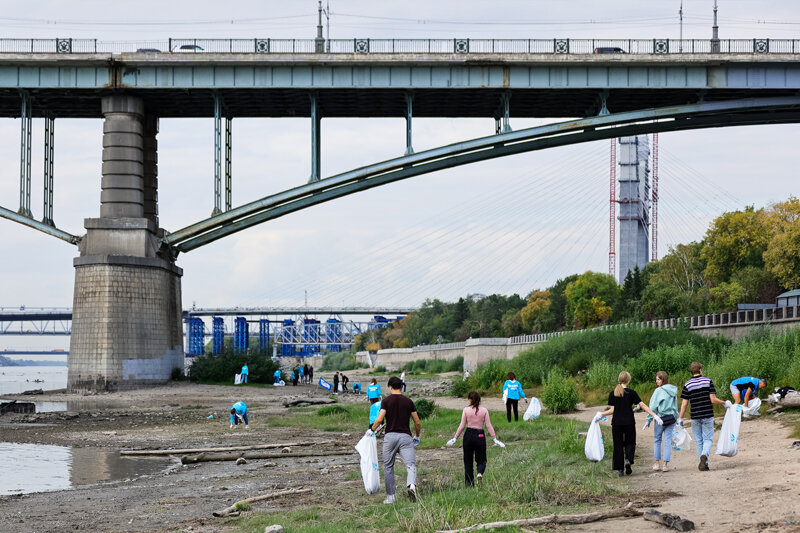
[435,503,642,532]
[212,488,312,517]
[181,449,352,464]
[282,397,336,407]
[767,392,800,409]
[121,441,333,456]
[643,509,695,531]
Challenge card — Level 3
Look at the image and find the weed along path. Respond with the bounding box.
[565,407,800,532]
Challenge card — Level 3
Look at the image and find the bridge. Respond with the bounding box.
[2,37,800,391]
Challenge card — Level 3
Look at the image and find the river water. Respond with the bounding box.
[1,365,172,495]
[0,443,172,496]
[0,365,67,395]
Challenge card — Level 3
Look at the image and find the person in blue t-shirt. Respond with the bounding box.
[367,378,382,405]
[241,364,249,383]
[502,372,527,422]
[230,401,249,429]
[369,400,382,431]
[730,376,766,406]
[273,369,282,385]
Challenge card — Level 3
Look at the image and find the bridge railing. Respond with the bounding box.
[1,38,799,55]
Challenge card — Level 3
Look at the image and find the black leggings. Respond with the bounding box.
[506,399,519,422]
[611,423,637,471]
[463,428,487,486]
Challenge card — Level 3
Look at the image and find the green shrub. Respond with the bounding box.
[628,343,709,385]
[320,351,366,371]
[584,360,621,390]
[374,365,386,373]
[188,350,278,384]
[541,370,579,414]
[415,398,436,420]
[317,405,348,416]
[450,375,471,397]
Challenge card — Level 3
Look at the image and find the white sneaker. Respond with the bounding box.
[407,484,417,502]
[382,494,395,504]
[245,425,249,429]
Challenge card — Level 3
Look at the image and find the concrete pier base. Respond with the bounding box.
[68,255,183,392]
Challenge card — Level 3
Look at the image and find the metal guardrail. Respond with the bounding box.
[0,38,798,55]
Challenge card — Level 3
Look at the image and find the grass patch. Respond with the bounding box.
[235,409,617,533]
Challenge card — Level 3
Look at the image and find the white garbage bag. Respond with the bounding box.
[716,404,743,457]
[584,418,605,462]
[523,397,542,421]
[354,433,381,494]
[742,397,761,418]
[502,389,508,405]
[671,425,692,451]
[234,373,242,385]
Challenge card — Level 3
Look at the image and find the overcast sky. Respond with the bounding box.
[1,1,799,348]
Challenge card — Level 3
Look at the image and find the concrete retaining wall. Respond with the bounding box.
[357,306,800,372]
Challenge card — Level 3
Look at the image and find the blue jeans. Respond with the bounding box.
[242,374,248,383]
[653,422,674,462]
[691,417,715,459]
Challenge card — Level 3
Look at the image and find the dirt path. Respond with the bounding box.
[564,406,800,532]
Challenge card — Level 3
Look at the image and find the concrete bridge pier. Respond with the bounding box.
[68,95,184,392]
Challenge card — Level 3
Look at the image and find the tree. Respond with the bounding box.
[501,309,525,337]
[650,242,707,296]
[764,196,800,290]
[707,281,746,313]
[701,207,771,284]
[519,290,551,332]
[640,280,685,320]
[564,271,619,329]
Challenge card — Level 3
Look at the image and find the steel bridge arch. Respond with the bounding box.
[166,96,800,253]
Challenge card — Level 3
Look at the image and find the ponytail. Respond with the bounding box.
[614,371,631,397]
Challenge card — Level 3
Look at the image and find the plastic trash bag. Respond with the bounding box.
[742,397,761,418]
[671,425,692,451]
[502,389,508,405]
[523,397,542,421]
[234,373,242,385]
[354,432,381,494]
[716,404,743,457]
[584,417,605,462]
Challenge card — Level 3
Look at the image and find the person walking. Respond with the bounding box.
[308,365,314,383]
[229,401,249,429]
[299,365,305,385]
[400,370,407,392]
[291,367,298,386]
[341,374,350,392]
[597,371,662,477]
[644,371,679,472]
[446,391,503,486]
[502,372,527,422]
[730,376,767,406]
[367,378,382,405]
[333,372,340,394]
[240,363,249,384]
[678,362,729,471]
[369,376,421,504]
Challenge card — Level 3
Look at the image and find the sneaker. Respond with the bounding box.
[661,463,670,472]
[617,470,625,477]
[382,494,395,504]
[624,459,632,476]
[407,484,417,502]
[699,454,709,471]
[476,473,483,486]
[245,425,249,429]
[652,462,661,471]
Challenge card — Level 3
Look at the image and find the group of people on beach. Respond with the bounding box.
[596,362,766,476]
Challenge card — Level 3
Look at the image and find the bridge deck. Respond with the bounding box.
[0,53,798,118]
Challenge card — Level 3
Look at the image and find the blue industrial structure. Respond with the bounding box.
[233,317,248,353]
[212,316,224,354]
[258,319,269,352]
[187,317,204,356]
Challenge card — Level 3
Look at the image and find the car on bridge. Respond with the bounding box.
[594,47,626,54]
[171,44,204,53]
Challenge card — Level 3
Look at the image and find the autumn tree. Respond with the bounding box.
[764,196,800,290]
[701,207,771,284]
[564,271,619,329]
[520,289,551,332]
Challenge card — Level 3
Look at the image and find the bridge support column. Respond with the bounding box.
[68,95,184,392]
